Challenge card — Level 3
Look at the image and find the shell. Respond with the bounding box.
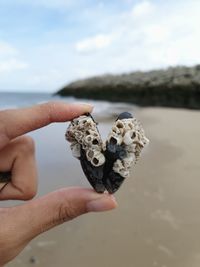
[123,130,135,145]
[102,112,149,193]
[66,114,106,193]
[91,151,105,167]
[66,114,105,168]
[70,142,81,158]
[66,112,149,194]
[108,135,123,146]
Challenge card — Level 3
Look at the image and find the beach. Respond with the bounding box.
[1,101,200,267]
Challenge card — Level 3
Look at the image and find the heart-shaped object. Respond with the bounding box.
[65,112,149,194]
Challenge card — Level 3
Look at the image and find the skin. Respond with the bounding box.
[0,101,117,266]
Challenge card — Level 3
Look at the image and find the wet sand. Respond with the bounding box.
[4,107,200,267]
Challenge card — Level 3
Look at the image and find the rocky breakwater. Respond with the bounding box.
[57,65,200,109]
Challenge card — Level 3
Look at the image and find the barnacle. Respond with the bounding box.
[66,114,106,193]
[66,112,149,194]
[102,112,149,193]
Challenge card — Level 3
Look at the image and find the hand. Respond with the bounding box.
[0,102,117,266]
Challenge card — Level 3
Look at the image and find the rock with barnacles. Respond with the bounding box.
[65,112,149,194]
[65,113,106,193]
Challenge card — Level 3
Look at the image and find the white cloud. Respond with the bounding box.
[0,42,18,57]
[73,0,200,75]
[0,59,28,73]
[75,34,114,53]
[0,41,28,74]
[131,1,155,18]
[143,25,171,44]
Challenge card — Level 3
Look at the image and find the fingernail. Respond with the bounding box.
[87,195,117,212]
[78,103,94,111]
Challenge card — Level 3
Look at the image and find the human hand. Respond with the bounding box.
[0,102,117,266]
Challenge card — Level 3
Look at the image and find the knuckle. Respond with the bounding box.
[47,101,58,110]
[18,136,35,155]
[20,186,37,200]
[57,203,81,223]
[42,101,58,123]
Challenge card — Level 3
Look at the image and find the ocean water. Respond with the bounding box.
[0,92,136,119]
[0,92,55,109]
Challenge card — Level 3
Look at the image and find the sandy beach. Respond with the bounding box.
[4,106,200,267]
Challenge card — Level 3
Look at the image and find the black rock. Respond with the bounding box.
[117,112,133,120]
[80,148,105,193]
[102,112,132,193]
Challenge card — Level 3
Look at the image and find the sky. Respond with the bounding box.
[0,0,200,93]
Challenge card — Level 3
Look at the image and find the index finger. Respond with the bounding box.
[0,101,93,150]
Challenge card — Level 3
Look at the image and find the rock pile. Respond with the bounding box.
[57,65,200,109]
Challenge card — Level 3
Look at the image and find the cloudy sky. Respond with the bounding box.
[0,0,200,92]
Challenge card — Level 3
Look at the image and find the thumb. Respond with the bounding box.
[10,187,117,241]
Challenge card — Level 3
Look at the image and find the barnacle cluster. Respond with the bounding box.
[107,116,149,179]
[66,112,149,194]
[65,114,105,167]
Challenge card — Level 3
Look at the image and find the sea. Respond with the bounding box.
[0,92,136,119]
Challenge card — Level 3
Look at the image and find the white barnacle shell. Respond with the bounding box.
[108,135,123,146]
[132,131,148,148]
[127,122,134,130]
[126,144,136,154]
[84,134,100,147]
[113,159,129,178]
[70,142,81,158]
[113,159,124,172]
[74,115,87,124]
[91,151,105,167]
[112,126,121,135]
[122,155,135,168]
[65,129,75,142]
[123,130,136,145]
[116,120,124,129]
[85,128,99,137]
[116,120,126,135]
[84,134,94,145]
[74,132,84,144]
[86,149,94,161]
[120,169,129,178]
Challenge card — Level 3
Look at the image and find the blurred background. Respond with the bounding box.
[0,1,200,267]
